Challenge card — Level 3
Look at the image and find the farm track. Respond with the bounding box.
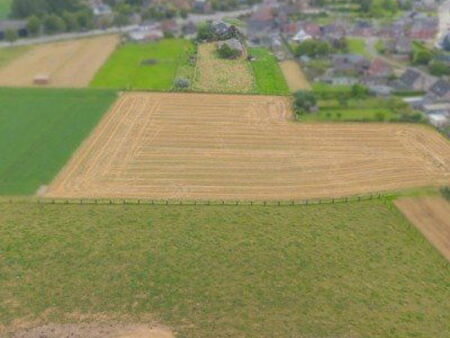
[395,197,450,261]
[279,60,311,91]
[46,92,450,200]
[0,35,119,88]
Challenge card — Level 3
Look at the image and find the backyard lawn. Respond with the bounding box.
[0,88,117,195]
[0,200,449,337]
[249,47,289,95]
[90,39,194,90]
[346,38,371,58]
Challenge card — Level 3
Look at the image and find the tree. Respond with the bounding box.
[4,29,18,44]
[173,77,190,89]
[11,0,85,18]
[43,14,66,34]
[196,22,214,41]
[293,90,317,117]
[351,84,369,99]
[294,40,332,58]
[27,15,41,36]
[62,11,79,32]
[412,50,432,65]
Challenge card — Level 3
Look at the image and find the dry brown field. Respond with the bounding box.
[395,197,450,261]
[0,35,119,88]
[46,92,450,201]
[279,60,311,91]
[192,43,254,93]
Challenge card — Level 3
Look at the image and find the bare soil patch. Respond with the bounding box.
[395,197,450,261]
[279,60,311,91]
[0,35,119,88]
[46,92,450,201]
[8,323,173,338]
[193,43,254,93]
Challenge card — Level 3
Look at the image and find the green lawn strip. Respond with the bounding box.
[0,201,449,337]
[0,87,117,195]
[0,45,30,68]
[312,82,353,95]
[90,39,194,90]
[0,0,10,19]
[249,47,290,95]
[346,38,371,58]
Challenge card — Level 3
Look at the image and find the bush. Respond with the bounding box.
[217,43,240,59]
[440,186,450,201]
[293,90,317,118]
[173,77,190,89]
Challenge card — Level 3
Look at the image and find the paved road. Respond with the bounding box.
[436,0,450,47]
[0,8,253,49]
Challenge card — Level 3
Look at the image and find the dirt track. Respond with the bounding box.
[279,60,311,91]
[46,92,450,201]
[0,35,119,88]
[395,197,450,261]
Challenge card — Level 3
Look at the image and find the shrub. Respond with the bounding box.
[440,186,450,201]
[173,77,190,89]
[293,90,317,118]
[217,43,240,59]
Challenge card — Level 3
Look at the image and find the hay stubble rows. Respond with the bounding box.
[46,92,450,200]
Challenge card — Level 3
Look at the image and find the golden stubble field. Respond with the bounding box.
[46,92,450,201]
[395,197,450,261]
[0,35,119,88]
[279,60,312,92]
[192,43,254,93]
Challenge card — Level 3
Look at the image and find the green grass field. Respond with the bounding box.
[0,88,117,195]
[1,201,449,337]
[90,39,194,90]
[249,47,290,95]
[0,0,10,19]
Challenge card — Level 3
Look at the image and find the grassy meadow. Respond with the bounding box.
[249,47,290,95]
[0,88,117,195]
[0,0,10,19]
[1,200,449,337]
[90,39,193,90]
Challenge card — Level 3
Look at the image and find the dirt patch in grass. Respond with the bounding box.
[45,92,450,201]
[193,43,254,93]
[0,35,119,88]
[395,196,450,261]
[8,323,173,338]
[279,60,311,92]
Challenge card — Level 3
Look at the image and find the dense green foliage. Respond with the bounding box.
[0,88,117,195]
[91,39,194,90]
[0,0,11,19]
[0,201,449,337]
[293,90,317,117]
[10,0,84,18]
[249,48,289,95]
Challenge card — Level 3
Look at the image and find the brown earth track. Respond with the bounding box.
[0,35,119,88]
[279,60,311,92]
[395,197,450,261]
[46,92,450,201]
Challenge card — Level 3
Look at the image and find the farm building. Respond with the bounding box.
[0,20,27,40]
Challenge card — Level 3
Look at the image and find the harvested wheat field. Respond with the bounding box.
[280,60,311,91]
[395,197,450,261]
[0,35,119,88]
[46,92,450,201]
[193,43,254,93]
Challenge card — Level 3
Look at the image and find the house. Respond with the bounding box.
[395,69,430,91]
[351,21,374,37]
[217,38,244,57]
[321,22,347,40]
[211,21,239,40]
[385,38,412,55]
[426,80,450,102]
[182,21,197,38]
[247,7,276,44]
[292,29,311,43]
[408,17,438,40]
[192,0,213,14]
[128,23,163,42]
[161,20,180,36]
[301,22,321,38]
[331,54,370,76]
[0,20,27,40]
[90,0,112,16]
[367,58,393,78]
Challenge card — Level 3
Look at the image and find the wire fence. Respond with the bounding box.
[0,193,384,207]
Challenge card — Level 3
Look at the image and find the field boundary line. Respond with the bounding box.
[0,192,385,207]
